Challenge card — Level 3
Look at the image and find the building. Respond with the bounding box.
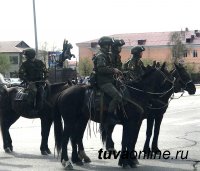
[76,29,200,72]
[0,41,30,77]
[0,41,50,78]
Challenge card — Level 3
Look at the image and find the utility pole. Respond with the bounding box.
[32,0,38,58]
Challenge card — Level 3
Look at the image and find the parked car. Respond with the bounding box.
[5,78,22,86]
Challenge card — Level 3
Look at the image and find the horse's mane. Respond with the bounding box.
[49,82,69,95]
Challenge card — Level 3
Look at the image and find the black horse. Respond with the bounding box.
[99,63,196,155]
[53,63,177,169]
[0,81,71,155]
[143,63,196,153]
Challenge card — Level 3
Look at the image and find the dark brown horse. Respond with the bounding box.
[53,63,178,169]
[100,63,196,155]
[0,81,71,155]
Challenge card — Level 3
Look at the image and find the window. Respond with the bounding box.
[91,42,98,48]
[193,50,198,57]
[9,56,18,64]
[186,38,191,43]
[138,40,146,45]
[183,50,187,57]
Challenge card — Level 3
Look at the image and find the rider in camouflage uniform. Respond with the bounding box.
[123,46,146,82]
[92,36,123,125]
[111,39,125,70]
[19,48,48,113]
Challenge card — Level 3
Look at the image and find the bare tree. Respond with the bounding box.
[78,57,93,76]
[0,53,10,75]
[168,31,187,63]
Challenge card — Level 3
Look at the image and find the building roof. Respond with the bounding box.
[76,30,200,47]
[0,41,30,53]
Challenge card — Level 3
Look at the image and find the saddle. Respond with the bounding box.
[15,88,29,101]
[84,87,113,123]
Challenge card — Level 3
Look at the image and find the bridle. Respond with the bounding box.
[120,68,175,97]
[171,68,193,90]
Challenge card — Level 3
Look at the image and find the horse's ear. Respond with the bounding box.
[156,62,160,68]
[152,61,156,68]
[174,63,179,69]
[161,62,166,71]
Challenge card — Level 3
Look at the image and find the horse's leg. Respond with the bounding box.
[71,136,83,165]
[61,124,73,170]
[1,110,19,153]
[151,113,163,152]
[40,116,53,155]
[118,118,138,168]
[106,124,115,151]
[130,118,143,166]
[143,113,155,153]
[76,117,91,163]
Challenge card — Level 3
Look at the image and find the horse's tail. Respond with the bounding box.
[0,86,9,137]
[53,101,63,156]
[99,124,106,145]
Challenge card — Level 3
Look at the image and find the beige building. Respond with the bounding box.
[0,41,30,77]
[76,29,200,72]
[0,41,49,78]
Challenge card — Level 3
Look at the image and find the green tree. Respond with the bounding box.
[78,57,93,76]
[169,31,187,63]
[0,53,10,75]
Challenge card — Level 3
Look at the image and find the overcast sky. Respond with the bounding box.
[0,0,200,56]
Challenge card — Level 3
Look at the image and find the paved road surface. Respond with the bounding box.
[0,89,200,171]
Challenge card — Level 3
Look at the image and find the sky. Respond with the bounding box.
[0,0,200,57]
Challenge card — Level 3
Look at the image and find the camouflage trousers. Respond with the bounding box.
[99,83,122,113]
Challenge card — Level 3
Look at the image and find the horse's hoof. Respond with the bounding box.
[74,161,84,166]
[84,157,91,163]
[62,160,73,170]
[41,150,49,155]
[46,149,51,154]
[128,159,138,168]
[151,147,161,154]
[5,147,12,153]
[78,150,91,163]
[132,158,139,165]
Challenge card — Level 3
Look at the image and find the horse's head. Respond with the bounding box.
[126,62,174,97]
[172,63,196,95]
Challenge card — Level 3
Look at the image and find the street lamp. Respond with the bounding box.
[32,0,38,58]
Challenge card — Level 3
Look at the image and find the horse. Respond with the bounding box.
[0,80,71,155]
[53,63,177,169]
[143,63,196,153]
[58,39,75,67]
[98,63,196,155]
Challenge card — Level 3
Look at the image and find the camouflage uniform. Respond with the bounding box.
[93,36,122,124]
[123,46,145,82]
[111,39,125,70]
[19,48,48,111]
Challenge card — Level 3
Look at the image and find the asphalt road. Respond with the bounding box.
[0,88,200,171]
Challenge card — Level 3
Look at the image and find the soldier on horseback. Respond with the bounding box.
[111,39,125,70]
[123,46,146,82]
[92,36,124,125]
[19,48,48,114]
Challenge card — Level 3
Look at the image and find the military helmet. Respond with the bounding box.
[98,36,114,46]
[23,48,36,59]
[131,46,145,54]
[112,39,125,47]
